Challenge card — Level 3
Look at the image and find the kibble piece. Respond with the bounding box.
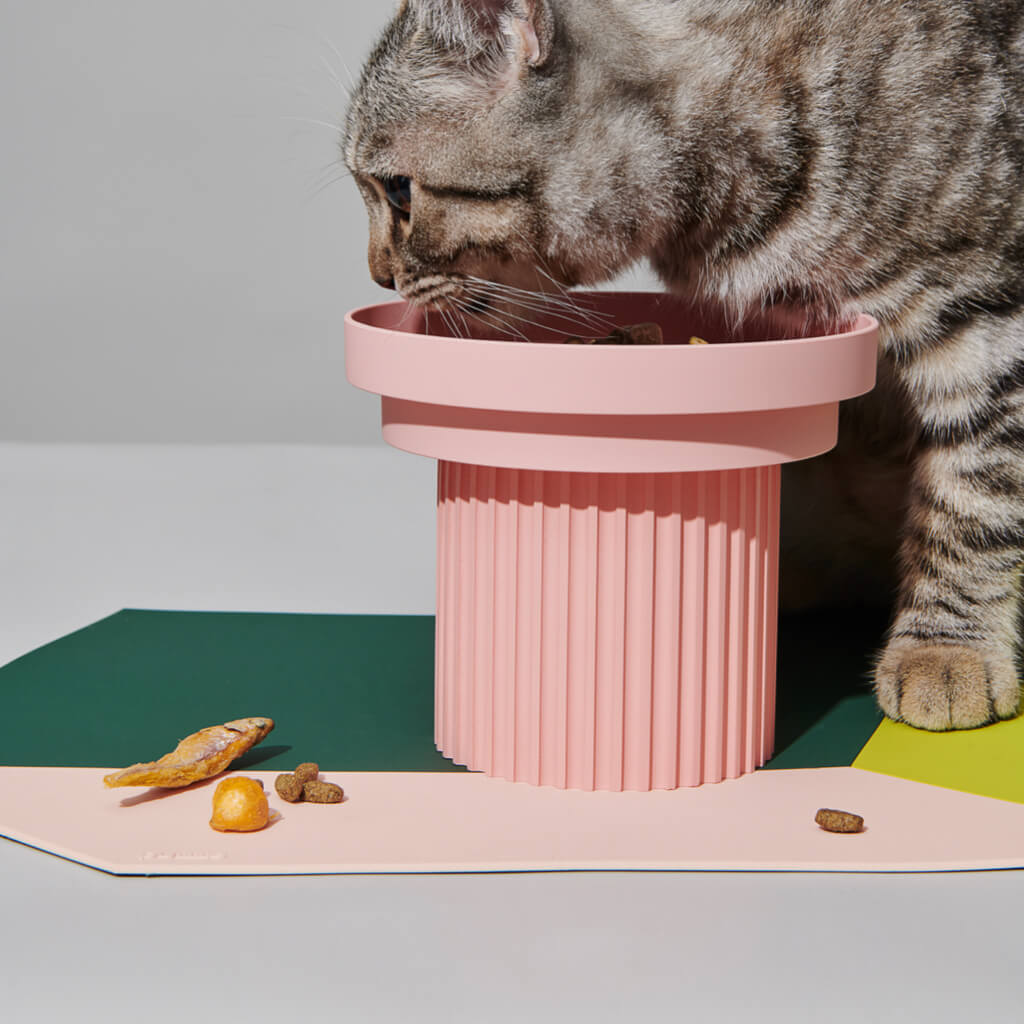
[303,780,344,804]
[209,776,270,832]
[621,322,664,345]
[565,323,664,346]
[688,335,710,345]
[293,762,320,785]
[274,773,304,803]
[815,808,865,833]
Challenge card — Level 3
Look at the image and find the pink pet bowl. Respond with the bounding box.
[345,292,878,790]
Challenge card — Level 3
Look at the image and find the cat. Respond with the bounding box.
[342,0,1024,731]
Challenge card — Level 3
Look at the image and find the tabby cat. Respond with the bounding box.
[343,0,1024,731]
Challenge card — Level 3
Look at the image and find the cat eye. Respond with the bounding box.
[383,175,412,218]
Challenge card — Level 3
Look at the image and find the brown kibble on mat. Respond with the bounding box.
[209,776,270,832]
[293,762,320,784]
[303,780,344,804]
[815,808,865,833]
[274,773,304,803]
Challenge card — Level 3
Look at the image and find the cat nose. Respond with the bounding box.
[373,273,396,290]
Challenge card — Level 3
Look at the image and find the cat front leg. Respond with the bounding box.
[875,333,1024,729]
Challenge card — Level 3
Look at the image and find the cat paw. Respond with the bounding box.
[874,640,1021,730]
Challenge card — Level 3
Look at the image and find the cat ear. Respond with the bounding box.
[509,1,553,67]
[411,1,553,68]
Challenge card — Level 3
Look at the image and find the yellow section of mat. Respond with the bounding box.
[853,713,1024,805]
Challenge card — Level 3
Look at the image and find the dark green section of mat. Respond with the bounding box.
[762,608,887,770]
[0,607,889,772]
[0,610,462,772]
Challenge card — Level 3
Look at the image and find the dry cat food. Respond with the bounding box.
[275,762,344,804]
[564,324,711,346]
[103,717,275,789]
[565,322,664,345]
[274,773,304,802]
[294,762,320,784]
[209,776,270,833]
[814,808,865,833]
[303,780,345,804]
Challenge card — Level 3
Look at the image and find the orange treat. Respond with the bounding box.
[209,777,270,832]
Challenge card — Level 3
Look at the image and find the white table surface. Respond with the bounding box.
[2,442,1021,1022]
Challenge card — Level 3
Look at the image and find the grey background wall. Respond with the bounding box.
[0,1,659,444]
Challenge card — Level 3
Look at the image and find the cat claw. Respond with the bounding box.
[874,640,1020,731]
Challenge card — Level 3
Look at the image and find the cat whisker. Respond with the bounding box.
[504,226,579,300]
[455,308,474,339]
[396,301,418,330]
[440,308,465,338]
[308,23,362,100]
[459,289,596,339]
[463,275,614,327]
[319,54,355,101]
[306,169,353,203]
[449,296,531,342]
[532,263,574,299]
[463,279,614,334]
[461,275,597,317]
[280,115,345,135]
[464,276,587,312]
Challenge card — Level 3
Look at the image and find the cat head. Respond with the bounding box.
[343,0,676,332]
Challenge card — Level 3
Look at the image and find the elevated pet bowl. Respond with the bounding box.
[345,292,878,790]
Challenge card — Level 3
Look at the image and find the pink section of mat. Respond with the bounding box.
[2,767,1024,875]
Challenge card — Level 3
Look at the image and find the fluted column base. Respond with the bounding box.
[435,462,780,791]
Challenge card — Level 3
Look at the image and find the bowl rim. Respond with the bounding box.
[344,291,880,417]
[345,291,878,350]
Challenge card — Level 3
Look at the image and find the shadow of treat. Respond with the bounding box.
[118,774,222,807]
[233,744,292,769]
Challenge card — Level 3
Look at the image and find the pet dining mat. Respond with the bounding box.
[1,609,1023,875]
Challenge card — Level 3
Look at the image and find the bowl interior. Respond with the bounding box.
[349,290,845,346]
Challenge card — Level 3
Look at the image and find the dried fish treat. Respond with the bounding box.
[815,808,865,833]
[103,717,275,789]
[293,762,320,785]
[209,777,270,832]
[275,773,304,803]
[303,780,344,804]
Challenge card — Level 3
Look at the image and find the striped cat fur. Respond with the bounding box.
[343,0,1024,730]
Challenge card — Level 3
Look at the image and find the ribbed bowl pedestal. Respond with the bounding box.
[346,293,878,791]
[437,463,779,790]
